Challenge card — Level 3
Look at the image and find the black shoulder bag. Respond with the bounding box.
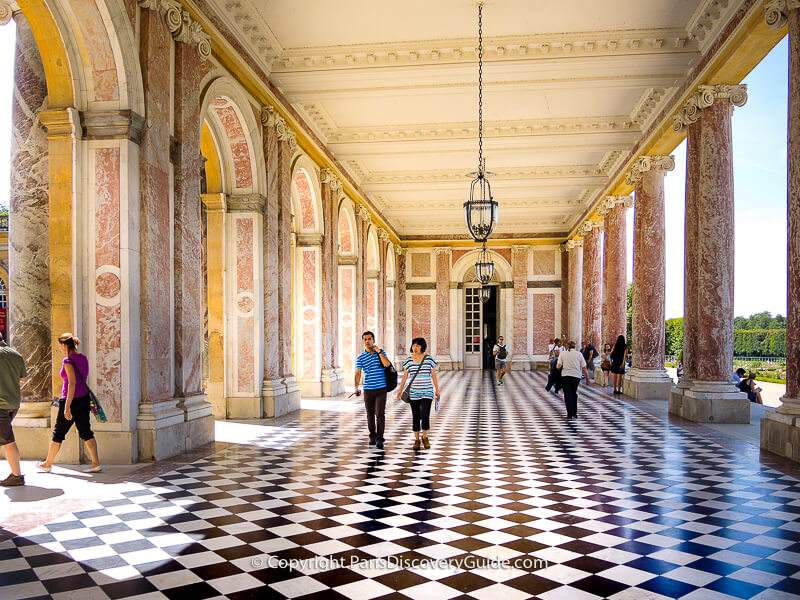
[382,351,398,392]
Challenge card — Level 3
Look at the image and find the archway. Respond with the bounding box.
[365,228,380,334]
[337,200,358,382]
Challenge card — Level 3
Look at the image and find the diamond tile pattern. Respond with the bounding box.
[1,371,799,599]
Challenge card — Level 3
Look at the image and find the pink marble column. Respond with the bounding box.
[356,206,371,334]
[512,246,529,361]
[682,120,702,384]
[173,40,208,401]
[435,247,451,359]
[9,13,51,409]
[560,247,569,337]
[261,110,281,389]
[277,140,294,381]
[319,169,341,392]
[395,248,408,359]
[566,240,583,344]
[580,223,603,347]
[378,235,388,344]
[600,197,630,346]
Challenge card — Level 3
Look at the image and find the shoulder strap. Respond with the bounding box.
[65,356,94,395]
[407,355,427,387]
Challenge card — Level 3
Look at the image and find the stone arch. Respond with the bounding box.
[291,155,323,235]
[451,248,513,284]
[200,77,263,195]
[337,200,358,256]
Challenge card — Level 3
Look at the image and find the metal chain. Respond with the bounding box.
[477,4,483,175]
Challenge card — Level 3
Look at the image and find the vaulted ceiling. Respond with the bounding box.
[210,0,758,240]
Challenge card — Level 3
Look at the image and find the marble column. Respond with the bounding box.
[512,245,530,369]
[8,13,51,416]
[395,248,408,362]
[560,246,569,337]
[378,230,390,347]
[671,84,749,421]
[319,169,343,396]
[261,107,299,416]
[566,240,583,344]
[434,247,452,367]
[356,206,371,335]
[580,222,603,348]
[623,155,675,400]
[600,196,631,346]
[201,194,226,418]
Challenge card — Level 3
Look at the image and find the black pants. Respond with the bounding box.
[545,361,562,393]
[364,388,387,442]
[52,395,94,443]
[562,376,580,417]
[409,397,433,432]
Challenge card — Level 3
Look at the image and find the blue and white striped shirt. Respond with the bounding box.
[356,349,388,390]
[402,356,437,400]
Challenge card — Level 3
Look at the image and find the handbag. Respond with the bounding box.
[400,355,427,403]
[66,357,107,422]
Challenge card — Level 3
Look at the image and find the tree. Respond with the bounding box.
[626,283,632,351]
[665,318,684,357]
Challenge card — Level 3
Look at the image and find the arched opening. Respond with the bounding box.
[385,248,396,361]
[337,202,358,382]
[365,228,379,333]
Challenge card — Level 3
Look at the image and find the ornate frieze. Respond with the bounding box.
[625,155,675,186]
[320,167,342,191]
[137,0,211,60]
[765,0,800,29]
[672,84,748,131]
[597,195,633,216]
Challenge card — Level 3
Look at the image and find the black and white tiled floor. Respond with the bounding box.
[2,371,800,599]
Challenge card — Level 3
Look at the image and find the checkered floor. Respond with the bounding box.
[2,371,800,600]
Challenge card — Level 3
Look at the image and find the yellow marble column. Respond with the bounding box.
[201,193,226,418]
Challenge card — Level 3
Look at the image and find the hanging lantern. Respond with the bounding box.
[479,286,491,303]
[463,4,498,243]
[475,245,494,285]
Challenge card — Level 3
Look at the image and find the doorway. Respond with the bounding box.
[464,284,499,369]
[482,286,497,370]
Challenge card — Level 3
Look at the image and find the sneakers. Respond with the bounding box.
[36,462,51,473]
[86,465,103,473]
[421,436,430,449]
[369,439,377,447]
[413,439,421,451]
[498,380,504,386]
[0,473,24,487]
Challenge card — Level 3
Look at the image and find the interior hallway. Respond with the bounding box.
[1,371,799,600]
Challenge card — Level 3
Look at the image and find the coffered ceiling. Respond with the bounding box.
[211,0,748,239]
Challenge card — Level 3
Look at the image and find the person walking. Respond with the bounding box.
[545,336,566,395]
[600,343,613,387]
[354,331,392,450]
[493,336,510,386]
[396,337,440,451]
[609,334,628,394]
[37,333,102,473]
[0,333,28,487]
[581,340,598,382]
[557,341,590,420]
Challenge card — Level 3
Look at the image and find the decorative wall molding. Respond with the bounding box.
[765,0,800,29]
[672,84,748,131]
[363,165,606,185]
[227,194,266,213]
[137,0,211,60]
[296,233,324,246]
[433,246,452,255]
[624,155,676,185]
[39,108,82,140]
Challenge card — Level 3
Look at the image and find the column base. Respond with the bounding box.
[623,368,673,400]
[206,381,226,419]
[510,355,531,371]
[262,377,301,418]
[226,396,262,419]
[669,377,694,412]
[436,356,455,371]
[670,381,750,423]
[137,396,214,462]
[761,407,800,462]
[321,368,345,397]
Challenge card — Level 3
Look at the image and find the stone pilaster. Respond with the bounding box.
[511,245,530,369]
[395,247,408,363]
[671,85,749,422]
[762,1,800,459]
[559,245,569,337]
[9,12,51,418]
[319,169,344,396]
[566,240,583,344]
[261,106,299,416]
[378,229,390,350]
[599,196,631,346]
[434,247,452,368]
[579,221,603,347]
[356,205,371,335]
[201,194,226,418]
[623,155,675,401]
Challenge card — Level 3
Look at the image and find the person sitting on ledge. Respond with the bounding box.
[737,371,763,404]
[733,367,746,385]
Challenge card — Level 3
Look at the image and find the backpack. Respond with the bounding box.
[496,345,507,360]
[548,346,556,362]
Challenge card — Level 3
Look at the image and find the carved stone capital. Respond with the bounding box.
[597,194,633,216]
[433,245,451,255]
[227,194,265,213]
[356,204,372,222]
[0,2,15,26]
[39,108,82,140]
[138,0,210,60]
[566,239,583,250]
[765,0,800,29]
[201,193,227,212]
[378,228,392,243]
[511,244,530,254]
[297,233,324,246]
[625,155,675,186]
[81,109,145,143]
[673,84,748,131]
[261,105,296,150]
[396,246,409,256]
[578,220,603,237]
[320,168,342,192]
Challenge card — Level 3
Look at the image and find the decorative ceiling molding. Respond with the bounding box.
[629,87,669,127]
[362,166,607,185]
[217,0,283,69]
[686,0,740,50]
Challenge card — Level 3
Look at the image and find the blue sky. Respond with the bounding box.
[0,26,789,320]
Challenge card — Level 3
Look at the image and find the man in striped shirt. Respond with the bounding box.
[354,331,392,449]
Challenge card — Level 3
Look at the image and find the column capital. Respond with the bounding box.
[396,246,409,256]
[296,233,324,246]
[765,0,800,29]
[378,228,392,243]
[227,194,265,213]
[578,220,604,237]
[138,0,211,60]
[597,195,633,216]
[201,193,227,212]
[39,107,81,140]
[320,167,342,191]
[673,84,748,131]
[511,244,530,254]
[625,155,675,186]
[0,2,14,26]
[261,106,298,150]
[566,239,583,250]
[81,109,145,143]
[356,204,372,222]
[433,246,452,255]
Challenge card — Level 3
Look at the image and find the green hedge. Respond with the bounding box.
[733,329,786,357]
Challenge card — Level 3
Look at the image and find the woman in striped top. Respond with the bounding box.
[396,337,440,451]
